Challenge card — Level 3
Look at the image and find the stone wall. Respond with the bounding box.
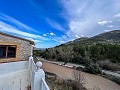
[0,34,32,62]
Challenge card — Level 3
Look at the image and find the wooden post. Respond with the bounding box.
[6,46,8,58]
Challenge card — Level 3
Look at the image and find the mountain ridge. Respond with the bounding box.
[64,30,120,46]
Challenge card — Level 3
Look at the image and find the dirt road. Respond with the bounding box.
[41,61,120,90]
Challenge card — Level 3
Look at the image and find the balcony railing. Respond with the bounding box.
[41,78,50,90]
[29,55,50,90]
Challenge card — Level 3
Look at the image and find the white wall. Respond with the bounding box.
[0,61,28,74]
[0,61,30,90]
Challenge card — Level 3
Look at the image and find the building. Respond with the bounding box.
[0,32,34,62]
[0,32,49,90]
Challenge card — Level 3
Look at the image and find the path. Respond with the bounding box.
[41,61,120,90]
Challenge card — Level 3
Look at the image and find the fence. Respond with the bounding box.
[29,55,50,90]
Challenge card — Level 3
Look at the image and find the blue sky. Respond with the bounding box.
[0,0,120,48]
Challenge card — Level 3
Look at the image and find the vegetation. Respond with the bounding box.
[35,30,120,74]
[102,74,120,85]
[110,76,120,85]
[40,43,120,73]
[46,72,73,90]
[45,70,87,90]
[73,70,86,90]
[46,70,101,90]
[33,49,45,56]
[46,71,77,90]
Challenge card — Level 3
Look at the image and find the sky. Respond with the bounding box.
[0,0,120,48]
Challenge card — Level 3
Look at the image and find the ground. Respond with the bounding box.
[41,61,120,90]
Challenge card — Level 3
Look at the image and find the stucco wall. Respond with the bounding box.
[0,61,30,90]
[0,34,32,62]
[0,61,28,74]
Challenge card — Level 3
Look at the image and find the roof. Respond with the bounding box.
[0,32,35,45]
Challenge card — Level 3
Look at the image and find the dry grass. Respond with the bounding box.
[73,70,86,90]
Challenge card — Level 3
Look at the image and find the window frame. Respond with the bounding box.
[0,45,17,59]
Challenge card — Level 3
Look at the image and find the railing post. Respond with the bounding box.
[31,61,45,90]
[29,55,33,68]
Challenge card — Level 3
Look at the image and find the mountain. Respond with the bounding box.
[91,30,120,41]
[65,37,89,45]
[65,30,120,45]
[33,47,46,51]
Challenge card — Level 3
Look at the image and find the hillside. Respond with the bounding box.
[37,30,120,75]
[66,30,120,45]
[65,37,89,45]
[91,30,120,41]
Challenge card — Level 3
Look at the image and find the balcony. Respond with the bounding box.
[0,55,49,90]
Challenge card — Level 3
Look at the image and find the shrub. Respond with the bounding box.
[103,75,120,85]
[110,76,120,85]
[72,70,87,90]
[84,63,102,74]
[98,60,120,71]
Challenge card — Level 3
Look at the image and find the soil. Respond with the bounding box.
[41,61,120,90]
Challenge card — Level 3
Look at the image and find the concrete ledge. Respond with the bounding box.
[0,61,28,75]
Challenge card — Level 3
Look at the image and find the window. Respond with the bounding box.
[0,45,16,58]
[0,46,6,58]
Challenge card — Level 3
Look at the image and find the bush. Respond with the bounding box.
[98,60,120,71]
[103,75,120,85]
[84,63,102,74]
[72,70,87,90]
[110,76,120,85]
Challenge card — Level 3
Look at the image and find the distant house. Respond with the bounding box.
[0,32,49,90]
[0,32,34,63]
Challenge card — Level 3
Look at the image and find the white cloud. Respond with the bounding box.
[104,29,112,32]
[0,13,39,33]
[113,0,120,12]
[50,32,55,36]
[0,13,52,47]
[0,21,47,40]
[75,35,80,38]
[107,25,114,28]
[53,34,75,44]
[61,35,67,39]
[54,40,65,43]
[60,0,120,39]
[98,21,112,26]
[25,38,42,43]
[43,32,56,37]
[60,0,106,37]
[81,35,85,37]
[104,29,118,32]
[113,13,120,18]
[43,34,47,36]
[46,18,65,32]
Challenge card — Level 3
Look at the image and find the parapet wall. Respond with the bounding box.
[0,61,30,90]
[0,61,28,74]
